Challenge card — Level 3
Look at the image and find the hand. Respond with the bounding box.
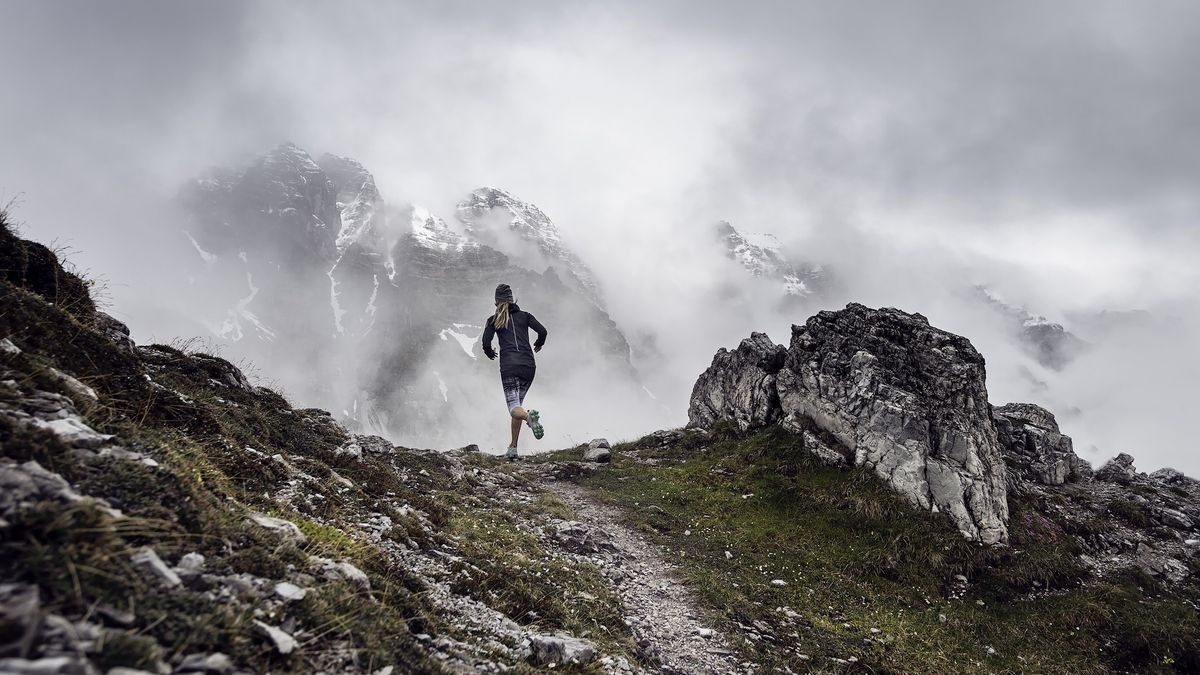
[534,345,541,353]
[486,352,496,360]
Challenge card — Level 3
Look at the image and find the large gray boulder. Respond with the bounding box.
[776,305,1009,544]
[688,332,786,431]
[692,305,1011,543]
[583,439,612,463]
[993,402,1091,485]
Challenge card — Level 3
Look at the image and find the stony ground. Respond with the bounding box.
[525,467,750,674]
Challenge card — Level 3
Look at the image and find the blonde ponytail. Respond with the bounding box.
[494,302,511,330]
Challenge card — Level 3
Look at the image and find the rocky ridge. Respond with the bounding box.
[688,302,1199,580]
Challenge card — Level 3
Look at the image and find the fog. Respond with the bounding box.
[3,1,1199,472]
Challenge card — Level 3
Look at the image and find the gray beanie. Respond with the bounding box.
[495,283,514,303]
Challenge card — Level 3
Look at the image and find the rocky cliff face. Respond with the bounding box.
[176,144,643,446]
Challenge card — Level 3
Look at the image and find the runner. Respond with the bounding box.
[481,283,548,459]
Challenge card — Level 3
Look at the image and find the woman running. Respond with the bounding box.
[481,283,548,459]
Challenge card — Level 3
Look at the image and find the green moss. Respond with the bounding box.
[292,579,433,673]
[1108,498,1153,528]
[446,509,634,660]
[96,631,162,671]
[533,493,574,521]
[977,504,1089,598]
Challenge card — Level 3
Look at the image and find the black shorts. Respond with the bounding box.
[501,372,534,412]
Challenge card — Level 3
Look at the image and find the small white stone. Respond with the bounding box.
[254,620,298,654]
[725,550,733,559]
[247,513,307,544]
[274,582,307,601]
[131,548,181,588]
[771,579,788,587]
[175,552,206,576]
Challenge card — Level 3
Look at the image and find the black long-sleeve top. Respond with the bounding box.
[481,303,547,379]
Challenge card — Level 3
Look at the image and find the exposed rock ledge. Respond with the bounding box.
[690,304,1020,544]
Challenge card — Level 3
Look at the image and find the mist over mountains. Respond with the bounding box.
[169,142,648,449]
[4,1,1200,472]
[135,140,1170,476]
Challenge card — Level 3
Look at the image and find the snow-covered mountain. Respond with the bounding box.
[175,143,645,447]
[716,220,824,297]
[457,187,602,305]
[975,286,1088,371]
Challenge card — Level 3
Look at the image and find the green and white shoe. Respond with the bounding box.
[527,410,544,440]
[505,445,518,460]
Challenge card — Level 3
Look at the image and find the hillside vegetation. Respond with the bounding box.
[541,426,1200,673]
[0,212,638,673]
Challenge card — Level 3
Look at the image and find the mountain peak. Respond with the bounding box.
[317,153,384,254]
[717,220,822,297]
[457,187,601,304]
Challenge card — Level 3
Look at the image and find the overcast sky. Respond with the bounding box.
[3,1,1199,470]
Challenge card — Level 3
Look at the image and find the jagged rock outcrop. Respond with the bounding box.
[1096,452,1139,485]
[690,304,1010,544]
[779,305,1010,544]
[993,402,1092,485]
[688,332,785,431]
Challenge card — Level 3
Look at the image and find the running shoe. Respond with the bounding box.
[527,410,544,440]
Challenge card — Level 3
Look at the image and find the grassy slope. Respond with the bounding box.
[548,426,1200,674]
[0,214,633,673]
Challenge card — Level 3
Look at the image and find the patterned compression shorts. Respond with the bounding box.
[501,374,534,412]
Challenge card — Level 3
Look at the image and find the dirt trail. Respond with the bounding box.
[533,473,750,674]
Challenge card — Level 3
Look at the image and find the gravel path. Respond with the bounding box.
[535,475,750,674]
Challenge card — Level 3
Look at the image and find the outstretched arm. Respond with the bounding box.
[528,314,548,352]
[481,317,497,360]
